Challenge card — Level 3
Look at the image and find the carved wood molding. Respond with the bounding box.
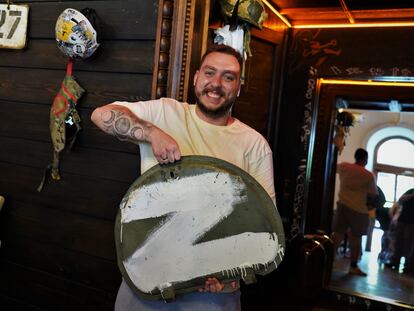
[168,0,195,101]
[152,0,174,99]
[152,0,210,101]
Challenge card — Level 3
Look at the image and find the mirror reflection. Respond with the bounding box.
[329,106,414,305]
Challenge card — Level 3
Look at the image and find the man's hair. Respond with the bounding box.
[354,148,368,161]
[199,44,243,71]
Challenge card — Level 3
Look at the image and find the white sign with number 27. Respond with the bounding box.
[0,4,29,49]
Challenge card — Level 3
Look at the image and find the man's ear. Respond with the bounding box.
[193,70,199,86]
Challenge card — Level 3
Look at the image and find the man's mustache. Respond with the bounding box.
[202,86,224,97]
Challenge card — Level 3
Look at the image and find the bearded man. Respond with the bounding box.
[91,44,275,311]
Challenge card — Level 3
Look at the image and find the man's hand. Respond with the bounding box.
[148,127,181,164]
[198,277,237,293]
[199,277,224,293]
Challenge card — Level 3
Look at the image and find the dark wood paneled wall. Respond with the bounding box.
[0,1,158,310]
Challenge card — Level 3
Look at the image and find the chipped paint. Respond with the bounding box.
[120,172,281,292]
[0,4,29,50]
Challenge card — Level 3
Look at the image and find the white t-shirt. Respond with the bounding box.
[337,162,378,214]
[113,98,275,203]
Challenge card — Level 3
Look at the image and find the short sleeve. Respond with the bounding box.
[249,152,276,205]
[109,99,164,123]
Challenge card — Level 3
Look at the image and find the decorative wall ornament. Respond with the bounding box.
[217,0,268,57]
[38,8,100,191]
[333,111,355,154]
[289,30,342,74]
[290,66,317,241]
[0,2,29,49]
[214,0,268,84]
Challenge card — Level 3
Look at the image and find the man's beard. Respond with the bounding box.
[195,86,237,119]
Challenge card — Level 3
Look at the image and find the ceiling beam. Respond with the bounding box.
[339,0,354,24]
[279,8,414,26]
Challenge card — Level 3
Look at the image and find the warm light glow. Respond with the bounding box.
[320,79,414,87]
[262,0,292,28]
[260,1,414,29]
[263,23,285,31]
[294,21,414,29]
[339,0,355,24]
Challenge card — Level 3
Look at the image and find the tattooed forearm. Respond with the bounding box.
[100,109,151,143]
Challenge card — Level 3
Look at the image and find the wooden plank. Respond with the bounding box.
[0,234,120,291]
[0,137,140,183]
[9,0,158,40]
[280,7,346,21]
[1,200,116,260]
[0,101,139,153]
[0,162,131,220]
[0,294,44,311]
[0,67,152,108]
[352,8,414,19]
[280,7,414,25]
[0,40,154,74]
[233,38,276,137]
[0,259,117,310]
[251,27,286,45]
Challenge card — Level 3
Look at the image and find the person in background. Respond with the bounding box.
[91,44,275,311]
[332,148,378,276]
[386,188,414,276]
[374,187,394,262]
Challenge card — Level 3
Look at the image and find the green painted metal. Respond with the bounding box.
[115,155,285,300]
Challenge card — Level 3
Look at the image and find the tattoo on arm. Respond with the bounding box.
[101,109,149,143]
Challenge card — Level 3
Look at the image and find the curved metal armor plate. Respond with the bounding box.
[115,155,285,300]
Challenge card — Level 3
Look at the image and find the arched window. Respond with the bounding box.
[374,137,414,207]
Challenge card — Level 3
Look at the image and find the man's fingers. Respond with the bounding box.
[198,278,229,293]
[173,148,181,161]
[167,151,175,163]
[157,152,168,164]
[200,278,225,293]
[161,146,180,164]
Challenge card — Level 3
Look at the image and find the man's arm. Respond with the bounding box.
[91,104,181,163]
[93,104,229,293]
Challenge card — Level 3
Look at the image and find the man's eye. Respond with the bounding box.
[224,75,235,82]
[205,71,214,77]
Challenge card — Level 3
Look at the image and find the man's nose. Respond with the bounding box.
[210,74,222,86]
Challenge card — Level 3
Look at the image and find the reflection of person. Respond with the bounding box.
[375,186,394,262]
[91,44,275,310]
[387,188,414,276]
[332,148,378,276]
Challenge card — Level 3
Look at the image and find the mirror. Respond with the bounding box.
[304,79,414,307]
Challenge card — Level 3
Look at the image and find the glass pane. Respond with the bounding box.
[377,172,396,202]
[396,175,414,199]
[377,138,414,168]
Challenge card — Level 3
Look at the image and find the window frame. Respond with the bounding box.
[373,135,414,203]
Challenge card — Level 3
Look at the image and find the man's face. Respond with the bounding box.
[193,52,241,119]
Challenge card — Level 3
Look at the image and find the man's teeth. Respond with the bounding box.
[207,92,220,98]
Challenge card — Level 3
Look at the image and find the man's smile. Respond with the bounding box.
[207,91,221,98]
[202,86,224,101]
